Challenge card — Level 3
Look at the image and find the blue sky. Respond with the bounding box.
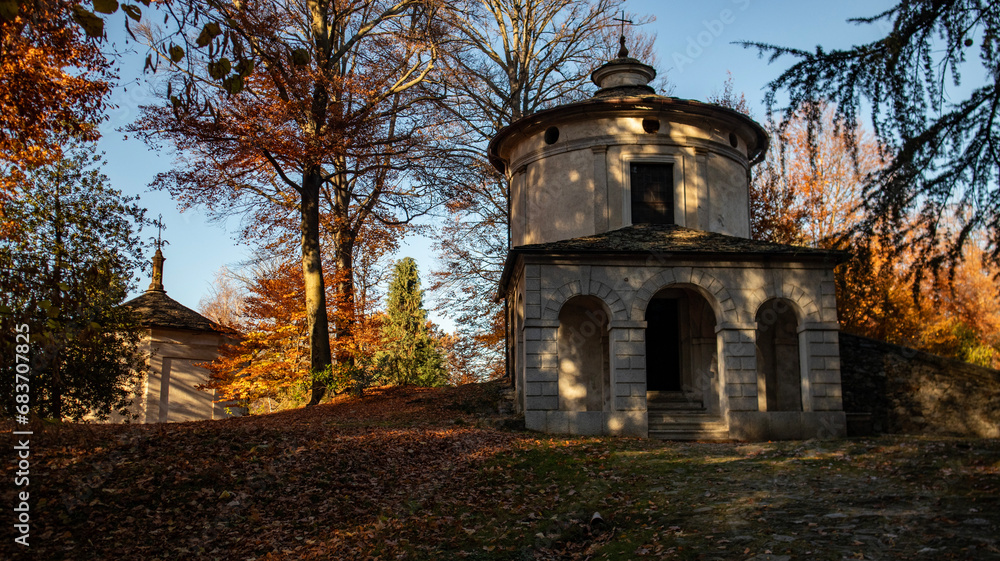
[99,0,895,327]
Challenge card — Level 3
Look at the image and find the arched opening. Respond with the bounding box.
[756,298,802,411]
[557,296,610,412]
[645,287,718,410]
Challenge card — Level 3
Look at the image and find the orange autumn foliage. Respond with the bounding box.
[130,0,443,404]
[201,219,403,405]
[755,105,1000,367]
[0,0,112,210]
[435,323,503,386]
[916,240,1000,369]
[778,109,880,246]
[748,105,883,245]
[201,258,310,405]
[837,233,1000,369]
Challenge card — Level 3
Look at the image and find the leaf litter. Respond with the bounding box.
[2,382,998,560]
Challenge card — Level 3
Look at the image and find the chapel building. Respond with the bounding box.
[117,247,240,423]
[491,44,848,440]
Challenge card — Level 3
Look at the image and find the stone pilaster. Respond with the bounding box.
[801,324,844,411]
[523,321,559,419]
[717,324,759,411]
[608,321,648,436]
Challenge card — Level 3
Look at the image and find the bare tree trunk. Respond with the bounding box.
[50,187,64,420]
[331,166,358,393]
[334,233,356,385]
[302,166,332,406]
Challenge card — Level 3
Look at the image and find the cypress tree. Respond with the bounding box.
[381,257,446,386]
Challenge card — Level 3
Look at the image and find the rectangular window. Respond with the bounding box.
[630,163,674,224]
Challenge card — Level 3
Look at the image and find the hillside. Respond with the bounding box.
[3,383,999,560]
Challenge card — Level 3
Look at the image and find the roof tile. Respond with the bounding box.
[123,290,226,333]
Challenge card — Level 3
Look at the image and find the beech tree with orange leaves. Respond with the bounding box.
[201,256,310,408]
[427,0,661,381]
[200,212,403,406]
[770,105,883,247]
[0,0,154,196]
[130,0,447,404]
[0,0,113,210]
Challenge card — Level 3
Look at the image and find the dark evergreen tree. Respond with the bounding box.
[380,257,446,387]
[0,142,148,420]
[742,1,1000,271]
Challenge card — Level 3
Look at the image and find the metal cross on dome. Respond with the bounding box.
[613,11,633,58]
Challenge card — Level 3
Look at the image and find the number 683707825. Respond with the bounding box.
[14,323,30,395]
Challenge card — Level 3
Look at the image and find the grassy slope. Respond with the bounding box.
[2,383,999,560]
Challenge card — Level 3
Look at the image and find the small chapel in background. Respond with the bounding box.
[117,242,240,423]
[491,39,848,440]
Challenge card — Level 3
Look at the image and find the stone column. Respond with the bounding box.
[592,146,609,233]
[607,320,648,437]
[522,319,560,432]
[717,323,766,440]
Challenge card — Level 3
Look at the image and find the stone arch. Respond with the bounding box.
[631,268,732,322]
[542,279,627,322]
[557,295,612,412]
[750,292,808,329]
[755,298,803,412]
[748,283,821,325]
[643,285,722,415]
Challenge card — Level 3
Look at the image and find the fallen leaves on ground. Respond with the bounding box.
[2,383,998,560]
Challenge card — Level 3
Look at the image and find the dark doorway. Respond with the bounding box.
[645,298,681,391]
[630,163,674,224]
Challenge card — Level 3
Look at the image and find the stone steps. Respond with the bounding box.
[647,391,705,411]
[648,412,730,441]
[644,392,731,440]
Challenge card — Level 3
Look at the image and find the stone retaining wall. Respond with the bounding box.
[839,332,1000,438]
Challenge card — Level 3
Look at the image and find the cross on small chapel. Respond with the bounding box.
[612,11,633,58]
[155,214,164,250]
[150,214,169,252]
[147,214,168,292]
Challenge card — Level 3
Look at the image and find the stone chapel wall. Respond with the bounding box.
[500,111,758,247]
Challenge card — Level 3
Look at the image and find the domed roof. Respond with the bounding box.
[487,47,769,173]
